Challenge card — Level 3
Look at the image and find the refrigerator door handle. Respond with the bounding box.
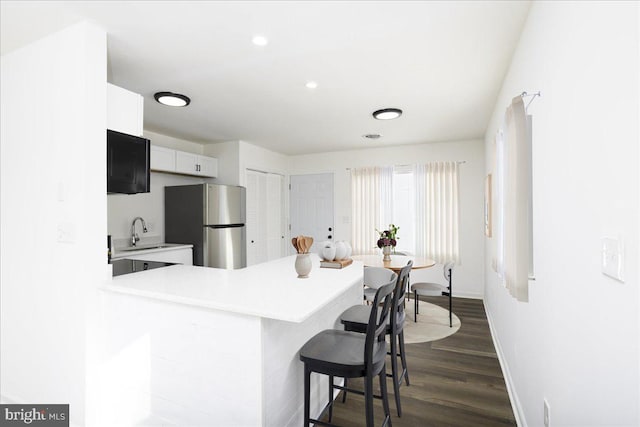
[205,224,244,229]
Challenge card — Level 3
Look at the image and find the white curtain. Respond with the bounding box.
[414,161,460,263]
[500,95,532,302]
[379,167,393,230]
[350,166,393,254]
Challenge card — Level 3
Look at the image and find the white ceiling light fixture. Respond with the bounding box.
[154,92,191,107]
[305,81,318,89]
[372,108,403,120]
[252,35,268,46]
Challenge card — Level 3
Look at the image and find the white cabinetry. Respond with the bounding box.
[107,83,143,136]
[150,145,176,172]
[150,145,218,178]
[175,151,217,177]
[246,170,284,266]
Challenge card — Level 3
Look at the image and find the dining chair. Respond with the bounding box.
[362,266,396,304]
[390,251,412,300]
[410,261,454,326]
[340,261,413,417]
[299,276,396,427]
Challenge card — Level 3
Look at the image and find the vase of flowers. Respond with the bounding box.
[377,224,399,262]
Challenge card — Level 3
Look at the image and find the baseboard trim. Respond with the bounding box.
[484,302,527,427]
[453,292,484,300]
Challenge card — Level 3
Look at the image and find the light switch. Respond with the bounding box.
[601,237,624,282]
[57,222,76,244]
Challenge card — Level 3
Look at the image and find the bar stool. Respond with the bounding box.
[363,266,397,304]
[340,261,413,417]
[299,276,396,427]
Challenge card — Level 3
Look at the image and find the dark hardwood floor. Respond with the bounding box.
[319,296,516,427]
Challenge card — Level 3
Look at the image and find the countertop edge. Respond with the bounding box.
[111,243,194,260]
[100,283,310,323]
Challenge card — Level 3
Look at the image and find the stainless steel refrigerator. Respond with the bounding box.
[165,183,246,269]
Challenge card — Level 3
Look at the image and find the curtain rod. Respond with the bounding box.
[346,161,466,171]
[520,91,541,111]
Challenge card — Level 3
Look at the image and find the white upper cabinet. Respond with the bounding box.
[197,155,217,177]
[175,151,199,175]
[106,83,143,136]
[175,151,218,178]
[151,145,218,178]
[150,145,176,172]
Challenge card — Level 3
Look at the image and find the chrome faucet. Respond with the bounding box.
[130,216,148,246]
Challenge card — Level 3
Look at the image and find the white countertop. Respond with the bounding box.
[103,254,364,323]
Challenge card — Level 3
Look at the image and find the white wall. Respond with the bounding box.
[0,22,107,426]
[239,140,289,183]
[288,140,485,298]
[107,130,214,246]
[203,140,241,185]
[483,2,639,426]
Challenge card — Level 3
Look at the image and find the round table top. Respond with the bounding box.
[351,254,436,271]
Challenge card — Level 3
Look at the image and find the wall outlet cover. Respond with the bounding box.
[601,237,624,282]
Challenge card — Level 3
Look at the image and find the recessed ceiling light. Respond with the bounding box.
[252,35,268,46]
[363,134,382,139]
[305,81,318,89]
[154,92,191,107]
[372,108,403,120]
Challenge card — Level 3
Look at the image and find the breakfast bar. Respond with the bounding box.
[101,254,363,426]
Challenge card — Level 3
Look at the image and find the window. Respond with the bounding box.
[392,166,415,254]
[350,162,460,263]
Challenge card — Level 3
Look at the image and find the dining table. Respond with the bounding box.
[351,254,436,271]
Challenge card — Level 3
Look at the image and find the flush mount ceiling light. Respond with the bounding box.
[252,35,268,46]
[154,92,191,107]
[305,81,318,89]
[372,108,403,120]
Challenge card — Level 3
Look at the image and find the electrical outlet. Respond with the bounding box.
[602,237,624,282]
[543,398,550,427]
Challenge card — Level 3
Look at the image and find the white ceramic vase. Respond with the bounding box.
[344,242,352,259]
[382,245,392,262]
[295,253,312,278]
[334,241,347,260]
[321,242,336,261]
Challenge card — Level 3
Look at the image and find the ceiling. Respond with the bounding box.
[1,1,530,155]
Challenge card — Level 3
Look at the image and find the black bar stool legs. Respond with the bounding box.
[340,262,413,418]
[300,279,396,427]
[304,365,311,426]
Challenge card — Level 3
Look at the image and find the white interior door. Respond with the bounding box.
[246,169,284,266]
[266,173,284,261]
[290,173,334,254]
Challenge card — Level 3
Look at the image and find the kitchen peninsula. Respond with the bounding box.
[101,254,363,426]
